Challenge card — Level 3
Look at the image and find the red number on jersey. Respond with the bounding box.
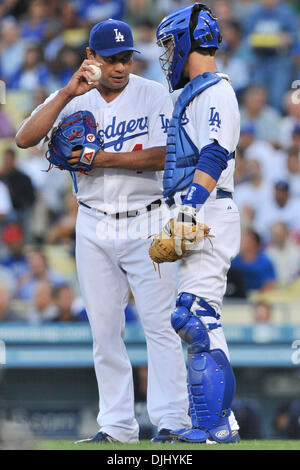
[132,144,143,173]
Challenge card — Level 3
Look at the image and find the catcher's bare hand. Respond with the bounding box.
[63,59,102,98]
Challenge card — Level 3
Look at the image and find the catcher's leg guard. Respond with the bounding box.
[171,292,236,443]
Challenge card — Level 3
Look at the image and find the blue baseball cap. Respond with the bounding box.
[89,19,140,57]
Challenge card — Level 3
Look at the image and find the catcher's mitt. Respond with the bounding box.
[149,206,212,264]
[47,110,103,172]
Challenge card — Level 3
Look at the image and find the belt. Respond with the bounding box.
[216,189,233,199]
[78,198,162,219]
[166,189,232,207]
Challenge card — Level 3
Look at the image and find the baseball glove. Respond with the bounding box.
[47,110,103,172]
[149,206,212,264]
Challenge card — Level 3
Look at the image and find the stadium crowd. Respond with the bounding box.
[0,0,299,323]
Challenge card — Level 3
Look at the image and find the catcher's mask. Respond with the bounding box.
[156,3,222,92]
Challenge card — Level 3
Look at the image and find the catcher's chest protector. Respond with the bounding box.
[163,72,222,198]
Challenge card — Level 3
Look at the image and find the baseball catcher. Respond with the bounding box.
[151,2,242,444]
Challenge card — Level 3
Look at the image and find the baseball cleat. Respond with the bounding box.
[151,428,178,443]
[206,430,241,445]
[170,428,241,444]
[75,431,119,444]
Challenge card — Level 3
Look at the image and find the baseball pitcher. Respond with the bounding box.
[16,19,191,444]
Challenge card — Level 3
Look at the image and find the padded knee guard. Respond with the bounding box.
[171,292,236,443]
[171,305,210,353]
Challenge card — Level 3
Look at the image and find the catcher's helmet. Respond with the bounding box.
[156,3,222,92]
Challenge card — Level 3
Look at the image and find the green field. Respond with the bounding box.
[36,440,300,451]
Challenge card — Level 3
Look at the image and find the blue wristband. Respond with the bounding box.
[182,182,210,209]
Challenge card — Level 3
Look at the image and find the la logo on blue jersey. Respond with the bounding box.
[209,107,221,131]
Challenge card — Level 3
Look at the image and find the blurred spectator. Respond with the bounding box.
[0,223,29,281]
[220,18,251,60]
[18,145,69,241]
[126,0,163,27]
[279,90,300,150]
[27,279,57,323]
[0,1,29,20]
[283,399,300,439]
[234,159,272,228]
[231,229,276,293]
[133,365,153,438]
[254,181,300,240]
[293,43,300,81]
[240,85,281,144]
[0,282,19,322]
[0,179,12,220]
[52,284,87,322]
[253,301,273,323]
[239,124,287,184]
[213,0,234,25]
[0,148,35,233]
[273,399,300,439]
[215,18,250,97]
[47,192,77,246]
[291,123,300,152]
[231,397,264,438]
[18,250,65,301]
[233,148,247,185]
[19,0,52,44]
[30,86,48,112]
[224,265,247,299]
[59,1,83,29]
[134,21,165,84]
[130,55,151,81]
[244,0,299,111]
[215,40,250,98]
[76,0,125,24]
[285,147,300,199]
[125,288,139,323]
[233,0,258,23]
[0,18,27,86]
[9,45,50,91]
[266,222,300,287]
[0,105,15,138]
[50,45,81,89]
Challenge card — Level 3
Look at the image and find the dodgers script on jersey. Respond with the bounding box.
[34,74,173,213]
[183,77,240,195]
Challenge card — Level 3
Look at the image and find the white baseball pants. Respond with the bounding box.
[177,195,241,431]
[75,204,190,442]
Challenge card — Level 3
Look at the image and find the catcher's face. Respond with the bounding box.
[87,48,133,90]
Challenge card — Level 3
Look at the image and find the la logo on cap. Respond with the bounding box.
[114,29,125,42]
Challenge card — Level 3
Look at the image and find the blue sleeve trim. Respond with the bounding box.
[196,140,229,182]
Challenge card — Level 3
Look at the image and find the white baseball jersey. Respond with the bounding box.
[184,77,240,195]
[173,75,241,434]
[34,74,173,213]
[32,73,191,441]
